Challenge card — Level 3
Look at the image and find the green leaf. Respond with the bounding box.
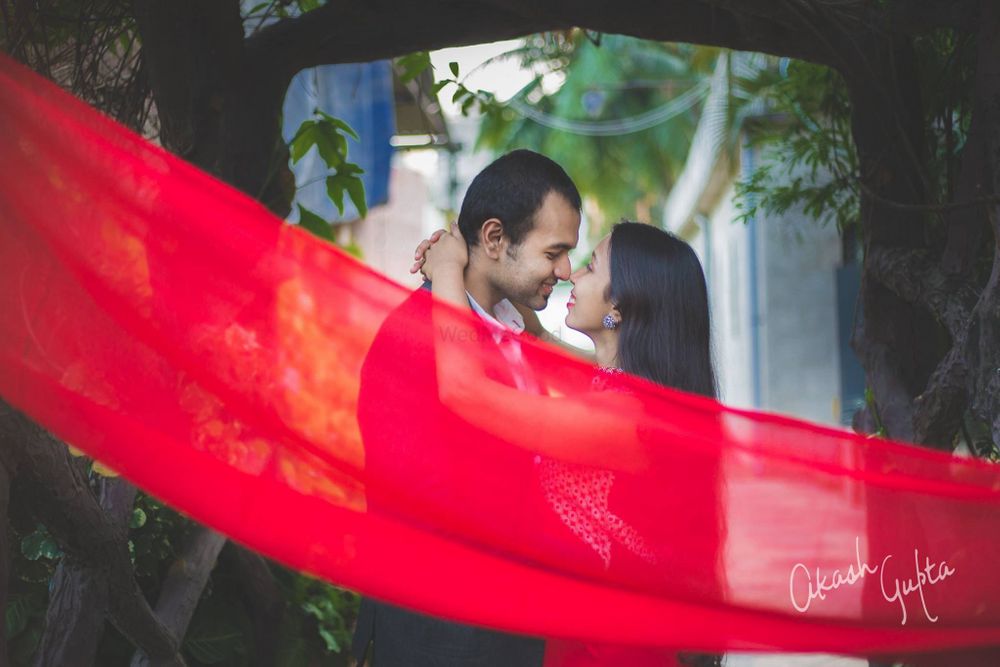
[317,627,340,652]
[325,175,347,216]
[396,51,431,84]
[449,61,460,78]
[289,120,346,168]
[21,526,62,561]
[461,94,476,116]
[340,241,364,259]
[313,124,347,169]
[130,507,147,529]
[345,177,368,218]
[296,0,321,12]
[322,163,367,220]
[296,205,334,241]
[338,161,364,177]
[431,80,450,96]
[289,121,319,164]
[315,110,359,141]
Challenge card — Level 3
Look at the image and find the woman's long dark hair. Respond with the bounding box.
[608,221,717,399]
[608,223,723,665]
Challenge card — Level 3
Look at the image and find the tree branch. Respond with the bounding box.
[33,478,138,667]
[245,0,841,90]
[0,403,185,665]
[226,546,286,667]
[34,558,112,666]
[131,527,227,667]
[0,446,13,661]
[912,341,969,449]
[246,0,556,83]
[866,246,977,341]
[850,324,916,442]
[963,2,1000,446]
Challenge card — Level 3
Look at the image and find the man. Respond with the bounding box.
[352,149,582,666]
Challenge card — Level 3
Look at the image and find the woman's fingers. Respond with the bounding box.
[413,229,449,260]
[410,226,458,274]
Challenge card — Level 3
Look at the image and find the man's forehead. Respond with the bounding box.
[532,229,578,250]
[529,204,580,248]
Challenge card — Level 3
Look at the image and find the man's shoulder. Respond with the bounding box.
[374,284,433,335]
[361,285,434,377]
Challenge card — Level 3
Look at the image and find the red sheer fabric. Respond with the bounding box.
[2,55,1000,661]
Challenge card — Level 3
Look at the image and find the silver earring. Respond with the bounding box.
[602,314,618,330]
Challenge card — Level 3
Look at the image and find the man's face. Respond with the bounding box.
[494,191,581,310]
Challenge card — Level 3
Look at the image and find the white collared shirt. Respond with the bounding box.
[466,291,525,335]
[466,291,538,392]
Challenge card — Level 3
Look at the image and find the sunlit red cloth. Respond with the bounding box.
[2,54,1000,662]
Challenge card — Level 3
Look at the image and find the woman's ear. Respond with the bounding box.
[479,218,505,259]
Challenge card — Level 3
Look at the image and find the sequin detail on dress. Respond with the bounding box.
[539,367,657,569]
[538,460,657,568]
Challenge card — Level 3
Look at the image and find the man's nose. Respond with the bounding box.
[555,255,572,281]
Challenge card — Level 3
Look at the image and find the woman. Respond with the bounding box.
[416,221,723,667]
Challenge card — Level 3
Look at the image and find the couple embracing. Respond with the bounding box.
[353,150,723,667]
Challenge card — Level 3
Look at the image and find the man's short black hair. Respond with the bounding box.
[456,149,581,248]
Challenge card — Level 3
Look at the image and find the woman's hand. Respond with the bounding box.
[410,229,445,277]
[413,224,468,282]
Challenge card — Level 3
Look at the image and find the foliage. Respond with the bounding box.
[4,5,368,662]
[0,0,150,131]
[392,36,714,227]
[6,502,51,660]
[732,28,1000,456]
[734,59,860,232]
[274,567,360,662]
[288,108,368,223]
[5,454,359,666]
[735,29,979,238]
[469,32,714,228]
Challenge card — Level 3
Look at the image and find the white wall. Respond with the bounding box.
[756,194,843,425]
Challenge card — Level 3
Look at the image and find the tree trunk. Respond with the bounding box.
[0,445,14,665]
[227,546,285,667]
[130,527,227,667]
[132,0,293,215]
[0,403,185,665]
[846,34,941,443]
[964,2,1000,449]
[33,478,138,667]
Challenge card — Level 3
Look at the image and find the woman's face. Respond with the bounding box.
[566,234,617,335]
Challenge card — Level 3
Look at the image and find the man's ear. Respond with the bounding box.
[479,218,505,259]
